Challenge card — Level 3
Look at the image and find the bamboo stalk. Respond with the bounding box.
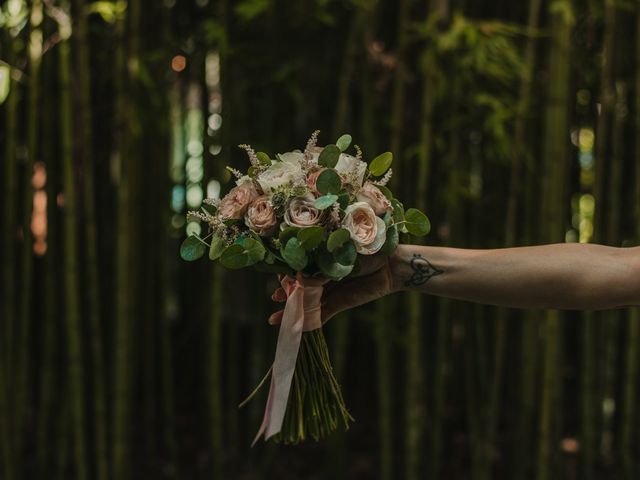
[59,2,88,478]
[1,24,19,480]
[536,4,573,479]
[71,1,108,477]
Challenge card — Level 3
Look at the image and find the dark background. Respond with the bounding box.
[1,0,640,479]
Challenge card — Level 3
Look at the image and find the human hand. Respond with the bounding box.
[267,250,400,326]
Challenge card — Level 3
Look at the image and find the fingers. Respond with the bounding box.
[268,309,284,326]
[271,287,287,302]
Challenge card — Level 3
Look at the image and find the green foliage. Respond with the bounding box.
[220,237,266,269]
[180,235,207,261]
[256,151,272,165]
[318,145,341,168]
[369,152,393,176]
[336,134,352,151]
[234,0,272,22]
[404,209,431,237]
[332,241,357,266]
[297,226,324,250]
[380,225,399,255]
[378,185,393,201]
[327,228,350,252]
[317,250,353,280]
[209,235,225,260]
[0,63,10,104]
[282,237,308,271]
[316,169,342,194]
[314,194,338,210]
[279,226,300,244]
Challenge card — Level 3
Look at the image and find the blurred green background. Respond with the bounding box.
[1,0,640,479]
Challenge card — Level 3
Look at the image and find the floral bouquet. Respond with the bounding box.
[180,131,430,445]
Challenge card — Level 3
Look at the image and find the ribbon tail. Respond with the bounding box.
[252,282,305,444]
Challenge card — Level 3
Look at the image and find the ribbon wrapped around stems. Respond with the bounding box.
[252,273,328,445]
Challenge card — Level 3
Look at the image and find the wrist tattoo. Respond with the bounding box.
[405,253,443,287]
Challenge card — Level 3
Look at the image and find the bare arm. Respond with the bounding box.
[268,243,640,325]
[391,243,640,310]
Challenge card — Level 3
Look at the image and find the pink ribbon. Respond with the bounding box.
[252,273,327,445]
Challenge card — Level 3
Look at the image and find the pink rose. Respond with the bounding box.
[284,194,323,228]
[245,195,278,236]
[218,182,259,220]
[356,181,392,216]
[341,202,387,255]
[306,168,326,196]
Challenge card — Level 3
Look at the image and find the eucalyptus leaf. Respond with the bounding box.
[209,234,225,260]
[333,241,357,266]
[256,151,271,165]
[337,193,350,210]
[318,144,341,168]
[369,151,393,176]
[314,194,338,210]
[377,185,393,201]
[297,226,324,251]
[282,237,308,271]
[316,169,341,195]
[243,238,266,265]
[318,250,354,280]
[279,226,300,244]
[219,244,248,269]
[392,198,405,225]
[327,228,350,252]
[336,134,352,152]
[180,235,207,261]
[404,208,431,236]
[380,225,399,256]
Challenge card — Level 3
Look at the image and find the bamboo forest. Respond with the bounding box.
[2,0,640,478]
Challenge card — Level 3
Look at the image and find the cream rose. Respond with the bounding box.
[341,202,387,255]
[284,194,323,228]
[335,153,367,186]
[245,195,278,236]
[357,181,392,216]
[257,155,304,194]
[218,182,259,220]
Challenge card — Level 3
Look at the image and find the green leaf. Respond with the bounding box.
[404,208,431,236]
[0,64,10,105]
[327,228,350,252]
[377,185,393,201]
[337,193,350,210]
[243,238,266,265]
[282,237,308,271]
[180,235,207,261]
[369,151,393,176]
[316,169,342,195]
[209,234,225,260]
[314,194,338,210]
[383,210,393,227]
[336,134,352,152]
[318,144,341,168]
[333,241,357,266]
[279,226,300,244]
[219,244,248,269]
[219,238,265,269]
[256,151,271,165]
[318,250,354,280]
[297,226,324,251]
[392,198,406,233]
[380,225,399,255]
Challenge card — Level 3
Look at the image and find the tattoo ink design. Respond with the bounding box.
[405,254,443,287]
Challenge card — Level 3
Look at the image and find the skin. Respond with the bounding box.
[268,243,640,325]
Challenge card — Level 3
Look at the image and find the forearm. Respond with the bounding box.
[390,243,640,310]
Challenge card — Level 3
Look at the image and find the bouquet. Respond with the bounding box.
[180,131,430,444]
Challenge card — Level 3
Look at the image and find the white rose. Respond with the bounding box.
[277,151,305,165]
[341,202,387,255]
[335,153,367,186]
[257,156,304,194]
